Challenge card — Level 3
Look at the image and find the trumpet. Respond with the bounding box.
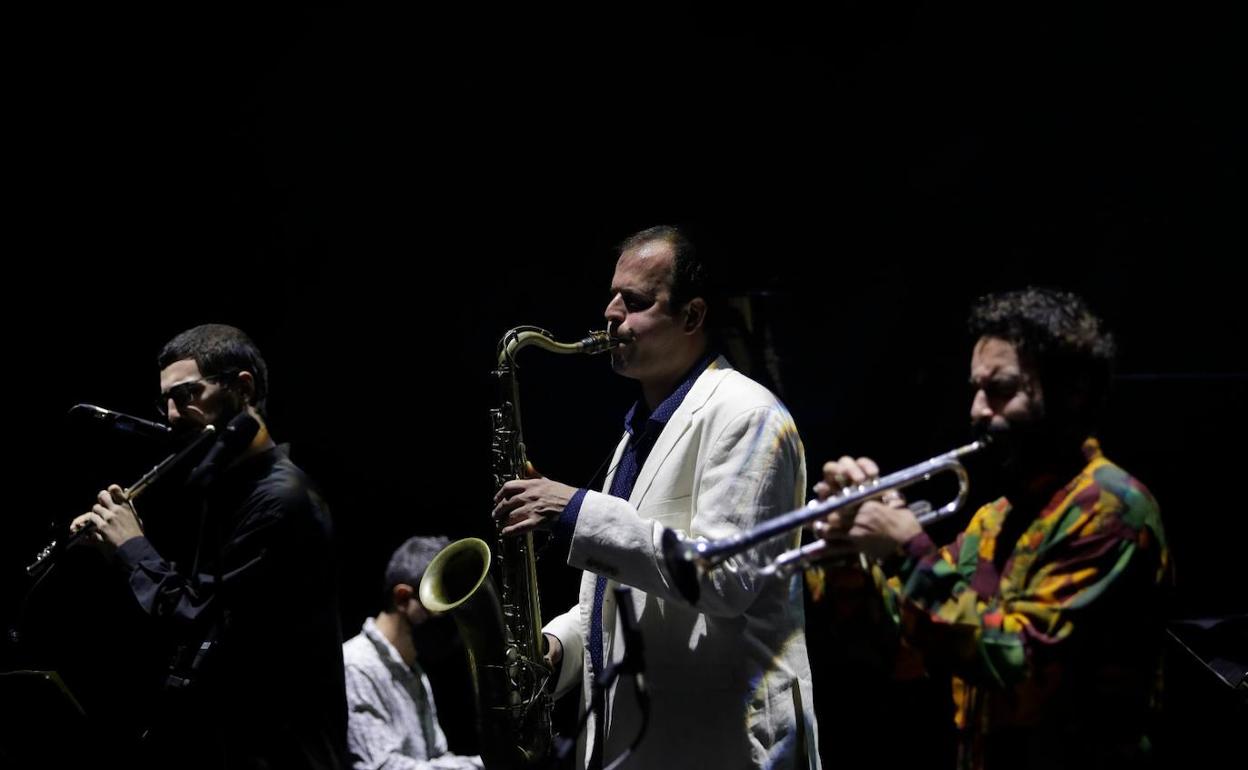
[660,438,989,601]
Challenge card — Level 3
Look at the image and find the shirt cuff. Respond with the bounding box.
[115,536,160,571]
[903,531,938,561]
[555,488,588,539]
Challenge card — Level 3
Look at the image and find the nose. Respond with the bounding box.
[970,389,992,422]
[604,293,625,329]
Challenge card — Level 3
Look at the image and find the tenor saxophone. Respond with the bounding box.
[420,327,617,769]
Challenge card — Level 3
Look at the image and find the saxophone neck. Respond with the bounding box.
[497,327,618,366]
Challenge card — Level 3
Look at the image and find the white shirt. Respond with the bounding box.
[343,617,482,770]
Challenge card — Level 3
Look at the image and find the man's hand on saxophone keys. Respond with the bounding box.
[492,463,579,537]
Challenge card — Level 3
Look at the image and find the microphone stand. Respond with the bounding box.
[553,586,650,769]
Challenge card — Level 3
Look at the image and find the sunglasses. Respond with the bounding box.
[155,372,237,417]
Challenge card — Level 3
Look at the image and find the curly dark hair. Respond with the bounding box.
[969,287,1116,430]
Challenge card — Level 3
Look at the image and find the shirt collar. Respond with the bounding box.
[623,353,716,436]
[1080,436,1103,463]
[361,616,415,674]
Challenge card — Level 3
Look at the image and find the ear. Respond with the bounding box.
[392,582,416,608]
[683,298,707,334]
[235,371,257,405]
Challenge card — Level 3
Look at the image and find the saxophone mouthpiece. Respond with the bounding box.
[581,330,620,354]
[609,329,636,346]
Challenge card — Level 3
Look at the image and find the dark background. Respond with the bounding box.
[3,4,1243,767]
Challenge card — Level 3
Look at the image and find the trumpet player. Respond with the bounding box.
[493,226,820,770]
[817,288,1169,770]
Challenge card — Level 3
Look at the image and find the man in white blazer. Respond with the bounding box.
[494,225,820,770]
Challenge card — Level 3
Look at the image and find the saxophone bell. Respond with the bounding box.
[419,326,611,769]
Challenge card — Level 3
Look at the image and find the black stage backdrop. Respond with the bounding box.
[3,5,1243,768]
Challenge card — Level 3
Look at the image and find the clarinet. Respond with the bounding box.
[25,426,217,579]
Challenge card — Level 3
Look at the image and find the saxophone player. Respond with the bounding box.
[493,226,820,770]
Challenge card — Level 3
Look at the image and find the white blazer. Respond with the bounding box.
[545,357,820,770]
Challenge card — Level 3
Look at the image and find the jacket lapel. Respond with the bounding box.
[600,433,630,493]
[628,356,731,507]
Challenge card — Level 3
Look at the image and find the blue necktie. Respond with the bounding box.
[588,431,644,678]
[587,429,646,770]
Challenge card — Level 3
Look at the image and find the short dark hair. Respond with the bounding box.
[158,324,269,416]
[383,536,450,606]
[619,224,710,315]
[969,287,1116,430]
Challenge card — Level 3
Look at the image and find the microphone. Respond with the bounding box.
[69,404,173,441]
[186,412,260,489]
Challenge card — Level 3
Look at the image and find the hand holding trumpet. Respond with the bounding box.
[813,456,924,560]
[662,439,983,593]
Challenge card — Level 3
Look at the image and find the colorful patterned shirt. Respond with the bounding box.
[889,438,1169,769]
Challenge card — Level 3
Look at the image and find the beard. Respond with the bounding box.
[609,344,643,379]
[973,415,1062,494]
[169,392,247,439]
[209,402,247,432]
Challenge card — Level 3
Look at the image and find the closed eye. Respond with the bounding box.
[611,289,655,313]
[970,377,1020,400]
